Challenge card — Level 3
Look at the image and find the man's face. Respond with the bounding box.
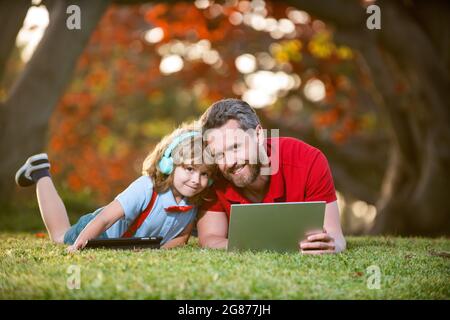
[205,119,262,188]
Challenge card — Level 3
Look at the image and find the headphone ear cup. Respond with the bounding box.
[158,157,174,175]
[208,178,214,187]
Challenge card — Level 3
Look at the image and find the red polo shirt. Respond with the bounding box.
[200,137,337,221]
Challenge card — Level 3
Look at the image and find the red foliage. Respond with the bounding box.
[48,2,366,202]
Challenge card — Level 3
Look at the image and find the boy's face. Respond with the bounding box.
[205,119,262,188]
[172,164,210,198]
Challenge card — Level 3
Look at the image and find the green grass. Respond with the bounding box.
[1,199,449,299]
[1,234,449,299]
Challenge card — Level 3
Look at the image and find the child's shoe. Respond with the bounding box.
[15,153,50,187]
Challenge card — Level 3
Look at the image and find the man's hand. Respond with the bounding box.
[299,229,336,254]
[299,201,346,254]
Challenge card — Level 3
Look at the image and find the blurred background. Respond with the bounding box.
[0,0,449,236]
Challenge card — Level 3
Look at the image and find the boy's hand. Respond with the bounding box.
[67,240,88,253]
[299,229,336,254]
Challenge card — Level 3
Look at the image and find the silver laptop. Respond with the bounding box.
[227,202,325,253]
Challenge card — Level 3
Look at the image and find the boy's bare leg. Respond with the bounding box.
[36,177,71,243]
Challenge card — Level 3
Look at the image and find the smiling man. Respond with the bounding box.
[197,98,346,254]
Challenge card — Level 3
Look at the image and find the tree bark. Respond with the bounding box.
[0,1,30,81]
[0,0,110,204]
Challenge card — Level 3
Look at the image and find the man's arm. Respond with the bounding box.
[324,200,346,252]
[197,210,229,249]
[300,200,346,254]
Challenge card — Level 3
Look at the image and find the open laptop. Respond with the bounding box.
[227,202,325,253]
[85,236,163,250]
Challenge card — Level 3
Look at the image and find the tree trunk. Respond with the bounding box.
[0,1,30,81]
[0,0,110,204]
[367,1,450,236]
[285,0,450,235]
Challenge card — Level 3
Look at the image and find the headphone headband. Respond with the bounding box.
[163,131,201,158]
[158,130,213,186]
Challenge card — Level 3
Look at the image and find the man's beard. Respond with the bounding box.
[223,162,261,188]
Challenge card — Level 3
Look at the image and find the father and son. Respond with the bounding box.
[15,98,345,254]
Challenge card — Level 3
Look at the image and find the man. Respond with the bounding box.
[197,98,346,254]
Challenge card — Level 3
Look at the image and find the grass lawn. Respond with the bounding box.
[1,233,449,299]
[1,200,448,299]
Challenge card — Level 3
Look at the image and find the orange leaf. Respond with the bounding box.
[35,232,47,238]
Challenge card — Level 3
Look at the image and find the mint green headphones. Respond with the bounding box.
[158,131,213,186]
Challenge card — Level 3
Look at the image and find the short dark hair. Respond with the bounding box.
[200,98,261,131]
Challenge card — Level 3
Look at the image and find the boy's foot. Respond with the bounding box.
[15,153,50,187]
